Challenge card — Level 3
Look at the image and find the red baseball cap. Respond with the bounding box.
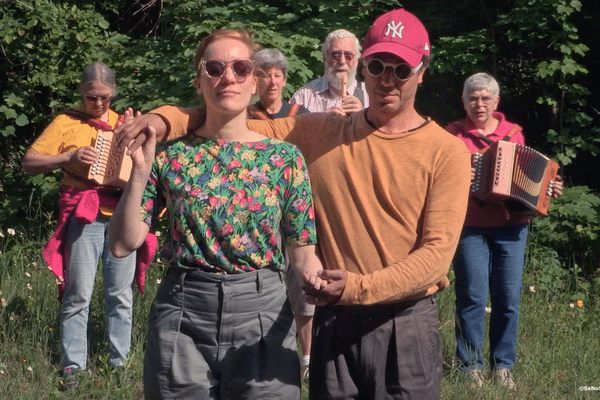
[362,9,430,67]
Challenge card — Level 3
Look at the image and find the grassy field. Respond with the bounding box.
[1,234,599,399]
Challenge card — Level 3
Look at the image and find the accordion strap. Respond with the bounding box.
[64,109,121,131]
[469,122,521,148]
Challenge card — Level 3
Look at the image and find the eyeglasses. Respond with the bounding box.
[200,58,255,82]
[467,96,496,106]
[330,51,355,62]
[85,95,112,103]
[365,59,423,81]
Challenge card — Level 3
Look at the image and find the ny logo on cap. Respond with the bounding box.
[385,21,404,39]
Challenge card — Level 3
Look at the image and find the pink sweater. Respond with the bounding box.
[445,111,530,227]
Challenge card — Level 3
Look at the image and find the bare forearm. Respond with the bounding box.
[22,149,72,175]
[108,169,151,257]
[287,244,323,276]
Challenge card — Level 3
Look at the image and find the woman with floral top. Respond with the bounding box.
[108,29,324,400]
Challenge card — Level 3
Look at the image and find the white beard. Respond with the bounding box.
[325,64,357,94]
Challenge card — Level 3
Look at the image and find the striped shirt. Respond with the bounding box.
[289,76,369,113]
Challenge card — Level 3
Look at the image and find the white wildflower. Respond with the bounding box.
[569,303,575,309]
[485,307,492,313]
[7,228,16,236]
[529,286,536,293]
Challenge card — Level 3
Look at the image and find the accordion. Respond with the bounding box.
[471,140,559,216]
[87,129,132,188]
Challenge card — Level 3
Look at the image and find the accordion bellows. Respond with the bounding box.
[87,130,132,188]
[471,141,559,216]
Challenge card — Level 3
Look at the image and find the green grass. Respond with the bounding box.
[1,235,599,399]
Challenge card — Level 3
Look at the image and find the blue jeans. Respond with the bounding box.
[60,215,136,371]
[453,224,528,371]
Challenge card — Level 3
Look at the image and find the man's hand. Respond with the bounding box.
[114,108,166,155]
[303,269,347,305]
[340,95,364,114]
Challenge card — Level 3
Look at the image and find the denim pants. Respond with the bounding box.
[453,224,528,371]
[60,215,136,371]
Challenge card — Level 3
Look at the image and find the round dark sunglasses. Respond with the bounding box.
[85,95,113,103]
[200,58,255,82]
[365,59,422,81]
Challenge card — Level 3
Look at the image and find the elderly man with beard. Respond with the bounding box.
[290,29,369,115]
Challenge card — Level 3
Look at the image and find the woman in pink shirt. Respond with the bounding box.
[446,72,562,390]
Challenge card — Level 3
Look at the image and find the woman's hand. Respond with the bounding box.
[69,146,98,167]
[551,175,563,198]
[128,121,157,184]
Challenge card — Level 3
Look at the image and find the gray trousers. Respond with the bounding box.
[144,267,301,400]
[309,296,443,400]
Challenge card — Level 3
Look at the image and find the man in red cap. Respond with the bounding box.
[116,9,471,399]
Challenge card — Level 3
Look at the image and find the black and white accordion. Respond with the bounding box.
[471,140,559,216]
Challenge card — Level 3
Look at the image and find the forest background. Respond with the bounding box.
[1,1,600,398]
[1,0,600,286]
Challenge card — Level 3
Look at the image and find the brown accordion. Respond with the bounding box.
[87,129,132,188]
[471,140,559,216]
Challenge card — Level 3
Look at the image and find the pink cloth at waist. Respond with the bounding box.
[43,185,157,301]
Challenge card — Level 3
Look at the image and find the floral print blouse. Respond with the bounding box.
[141,134,317,274]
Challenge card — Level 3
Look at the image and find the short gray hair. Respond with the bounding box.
[79,62,116,95]
[255,48,289,79]
[322,29,361,58]
[463,72,500,98]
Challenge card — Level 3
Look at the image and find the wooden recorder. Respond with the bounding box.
[87,130,132,188]
[471,141,559,216]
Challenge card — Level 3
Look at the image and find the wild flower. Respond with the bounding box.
[485,307,492,313]
[0,231,4,238]
[27,283,32,290]
[25,272,31,277]
[569,303,575,308]
[529,286,536,293]
[27,366,32,372]
[7,228,16,236]
[576,300,584,307]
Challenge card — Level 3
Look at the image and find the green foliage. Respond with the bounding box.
[496,0,599,166]
[527,186,600,300]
